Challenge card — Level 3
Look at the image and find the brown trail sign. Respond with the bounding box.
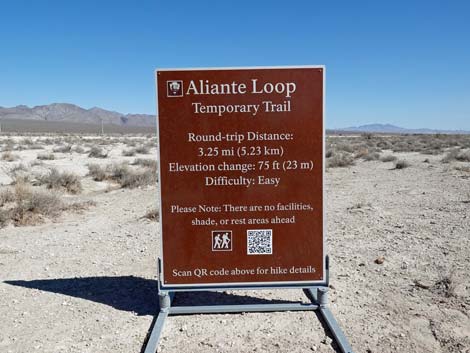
[143,66,353,353]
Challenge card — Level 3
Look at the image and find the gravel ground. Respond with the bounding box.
[1,145,469,353]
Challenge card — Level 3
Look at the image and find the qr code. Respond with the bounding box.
[247,229,273,255]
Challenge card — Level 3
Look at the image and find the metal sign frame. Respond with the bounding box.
[155,65,326,291]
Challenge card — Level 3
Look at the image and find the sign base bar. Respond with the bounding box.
[143,257,354,353]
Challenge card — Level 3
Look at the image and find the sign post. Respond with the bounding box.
[144,66,353,353]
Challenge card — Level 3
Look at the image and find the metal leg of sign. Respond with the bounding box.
[307,287,354,353]
[143,256,353,353]
[143,291,173,353]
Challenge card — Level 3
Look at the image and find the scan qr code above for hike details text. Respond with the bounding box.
[247,229,273,255]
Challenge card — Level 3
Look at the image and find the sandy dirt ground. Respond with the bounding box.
[0,136,469,353]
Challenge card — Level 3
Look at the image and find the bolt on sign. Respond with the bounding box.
[156,66,325,289]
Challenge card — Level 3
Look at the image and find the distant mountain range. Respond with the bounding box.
[336,124,470,135]
[1,104,468,134]
[0,103,155,127]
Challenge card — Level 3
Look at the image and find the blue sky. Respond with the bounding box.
[1,0,469,129]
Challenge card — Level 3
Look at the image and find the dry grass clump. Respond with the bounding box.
[53,145,72,153]
[433,269,457,298]
[87,162,157,188]
[88,146,108,158]
[37,168,82,194]
[2,151,19,162]
[122,148,136,157]
[380,154,397,162]
[394,160,410,169]
[327,153,355,168]
[144,208,159,221]
[37,152,55,160]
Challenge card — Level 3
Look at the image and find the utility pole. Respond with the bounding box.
[101,119,104,135]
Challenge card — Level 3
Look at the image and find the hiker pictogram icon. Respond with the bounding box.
[212,231,232,251]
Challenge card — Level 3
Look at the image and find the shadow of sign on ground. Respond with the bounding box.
[4,276,309,316]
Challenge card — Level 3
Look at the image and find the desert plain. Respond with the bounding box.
[0,133,469,353]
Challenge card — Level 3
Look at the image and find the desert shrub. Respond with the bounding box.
[380,155,397,162]
[87,162,156,188]
[420,145,442,155]
[88,146,108,158]
[335,143,355,153]
[119,168,156,188]
[37,168,82,194]
[37,152,55,160]
[363,152,381,161]
[0,187,16,207]
[88,164,107,181]
[135,145,150,154]
[2,139,15,151]
[0,209,9,227]
[361,132,374,140]
[440,147,470,163]
[1,151,19,162]
[456,150,470,162]
[377,140,392,150]
[125,139,137,147]
[42,138,55,145]
[327,153,355,168]
[441,148,460,163]
[394,160,410,169]
[122,148,136,157]
[144,140,156,148]
[454,165,470,172]
[7,164,32,184]
[325,149,334,158]
[107,163,131,181]
[20,138,34,145]
[354,148,369,159]
[72,145,86,154]
[132,158,157,169]
[144,208,159,221]
[53,145,72,153]
[6,182,63,226]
